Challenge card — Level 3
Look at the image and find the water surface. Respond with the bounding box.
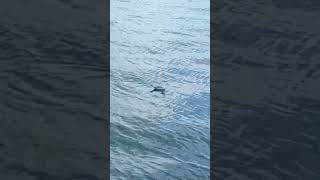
[0,1,107,179]
[212,0,320,179]
[111,0,210,179]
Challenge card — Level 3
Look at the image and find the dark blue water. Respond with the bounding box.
[3,0,319,179]
[0,1,107,179]
[110,0,210,179]
[212,0,320,179]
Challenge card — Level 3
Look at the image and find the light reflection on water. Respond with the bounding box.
[111,0,210,179]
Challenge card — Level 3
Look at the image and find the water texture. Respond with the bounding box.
[111,0,210,179]
[0,1,107,179]
[212,0,320,179]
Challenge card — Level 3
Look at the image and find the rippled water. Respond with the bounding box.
[0,1,107,179]
[110,0,210,179]
[212,0,320,179]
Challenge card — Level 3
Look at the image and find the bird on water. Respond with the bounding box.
[150,86,165,95]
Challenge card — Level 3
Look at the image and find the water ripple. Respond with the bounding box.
[111,0,210,179]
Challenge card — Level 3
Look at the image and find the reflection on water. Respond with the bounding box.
[111,0,210,179]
